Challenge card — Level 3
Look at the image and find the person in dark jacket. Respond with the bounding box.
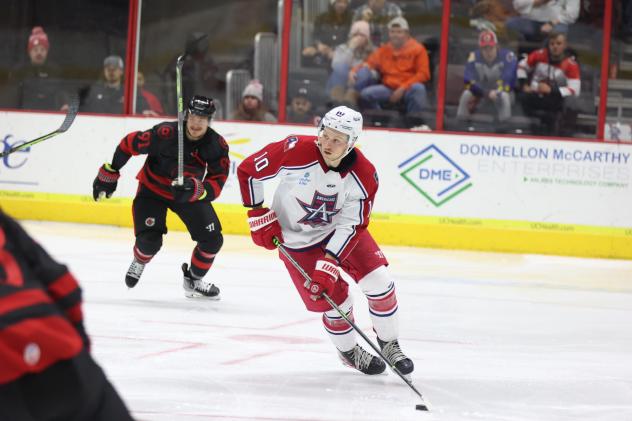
[302,0,353,68]
[7,26,66,111]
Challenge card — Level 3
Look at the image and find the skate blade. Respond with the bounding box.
[184,291,221,300]
[338,357,387,375]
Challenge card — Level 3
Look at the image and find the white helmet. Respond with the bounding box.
[318,106,363,156]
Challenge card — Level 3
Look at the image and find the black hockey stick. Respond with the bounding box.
[175,54,185,186]
[0,95,79,158]
[273,238,430,412]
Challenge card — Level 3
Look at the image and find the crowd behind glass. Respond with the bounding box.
[0,0,630,140]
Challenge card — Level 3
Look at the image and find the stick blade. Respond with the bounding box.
[415,404,429,411]
[58,95,79,133]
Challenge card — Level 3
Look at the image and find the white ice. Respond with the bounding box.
[18,220,632,421]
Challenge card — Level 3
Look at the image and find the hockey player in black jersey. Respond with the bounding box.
[92,95,228,299]
[0,210,134,421]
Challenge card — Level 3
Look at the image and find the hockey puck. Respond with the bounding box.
[415,404,428,411]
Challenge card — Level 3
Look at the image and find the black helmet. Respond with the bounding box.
[187,95,215,118]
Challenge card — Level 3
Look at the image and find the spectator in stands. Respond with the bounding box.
[457,30,517,124]
[327,20,375,105]
[469,0,514,41]
[302,0,353,69]
[506,0,580,42]
[516,31,581,136]
[7,26,66,111]
[350,17,430,127]
[352,0,403,45]
[137,71,164,116]
[286,85,318,125]
[82,55,125,114]
[623,0,632,42]
[230,80,276,122]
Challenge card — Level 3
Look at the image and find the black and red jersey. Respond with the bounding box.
[0,211,88,384]
[111,121,230,201]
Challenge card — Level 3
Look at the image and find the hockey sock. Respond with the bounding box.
[133,245,154,264]
[360,266,399,342]
[322,296,356,352]
[189,245,216,279]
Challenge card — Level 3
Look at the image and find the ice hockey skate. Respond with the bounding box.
[181,263,220,300]
[378,338,414,378]
[338,344,386,375]
[125,258,145,288]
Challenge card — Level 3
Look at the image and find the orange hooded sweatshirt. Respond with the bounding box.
[362,37,430,90]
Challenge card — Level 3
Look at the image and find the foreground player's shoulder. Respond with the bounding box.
[274,134,320,161]
[153,121,178,140]
[205,128,229,152]
[282,135,318,151]
[349,149,379,193]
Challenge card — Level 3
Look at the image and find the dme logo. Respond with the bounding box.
[398,144,472,207]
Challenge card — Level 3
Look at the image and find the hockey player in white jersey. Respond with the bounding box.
[237,106,414,376]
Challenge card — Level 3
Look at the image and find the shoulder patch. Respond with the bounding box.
[284,136,299,152]
[156,124,174,140]
[373,171,379,185]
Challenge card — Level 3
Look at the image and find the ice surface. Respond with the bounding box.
[19,220,632,421]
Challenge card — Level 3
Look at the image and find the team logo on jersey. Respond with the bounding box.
[23,343,41,366]
[296,191,341,227]
[145,217,155,227]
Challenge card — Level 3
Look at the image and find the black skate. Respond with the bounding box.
[378,338,414,377]
[338,344,386,375]
[182,263,220,300]
[125,258,145,288]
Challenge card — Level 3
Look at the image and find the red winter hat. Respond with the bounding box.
[28,26,49,52]
[478,30,497,47]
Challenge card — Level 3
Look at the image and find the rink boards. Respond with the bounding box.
[1,110,631,259]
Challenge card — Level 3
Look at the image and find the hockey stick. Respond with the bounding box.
[175,54,185,186]
[0,95,79,158]
[273,238,430,412]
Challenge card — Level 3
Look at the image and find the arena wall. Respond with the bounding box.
[1,111,631,259]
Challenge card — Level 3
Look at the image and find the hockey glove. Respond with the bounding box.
[247,207,283,250]
[171,177,207,203]
[307,257,339,301]
[92,163,120,201]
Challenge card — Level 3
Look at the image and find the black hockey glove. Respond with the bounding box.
[170,177,207,203]
[93,163,120,201]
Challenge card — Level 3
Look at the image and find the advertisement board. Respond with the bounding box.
[1,111,631,258]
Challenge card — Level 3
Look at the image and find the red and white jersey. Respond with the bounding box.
[237,136,378,261]
[517,48,581,97]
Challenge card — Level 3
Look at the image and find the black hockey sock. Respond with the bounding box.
[190,246,216,279]
[133,245,154,264]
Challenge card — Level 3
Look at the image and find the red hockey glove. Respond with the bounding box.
[307,257,339,301]
[171,177,207,203]
[93,163,120,201]
[247,207,283,250]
